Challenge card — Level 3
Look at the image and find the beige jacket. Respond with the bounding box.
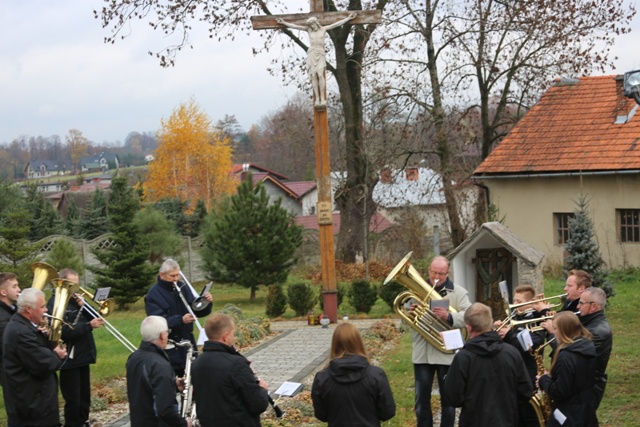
[411,279,472,365]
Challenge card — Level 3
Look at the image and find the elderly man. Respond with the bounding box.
[578,286,612,412]
[145,259,212,376]
[410,256,471,427]
[3,288,67,427]
[126,315,191,427]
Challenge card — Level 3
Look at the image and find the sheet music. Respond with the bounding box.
[440,329,464,350]
[274,381,303,397]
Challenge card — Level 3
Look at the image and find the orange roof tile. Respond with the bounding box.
[474,75,640,175]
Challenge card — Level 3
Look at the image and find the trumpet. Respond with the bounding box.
[496,293,566,332]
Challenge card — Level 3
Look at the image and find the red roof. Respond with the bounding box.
[295,211,394,234]
[475,75,640,175]
[284,181,316,197]
[231,163,289,180]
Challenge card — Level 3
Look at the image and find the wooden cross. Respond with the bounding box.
[252,2,382,323]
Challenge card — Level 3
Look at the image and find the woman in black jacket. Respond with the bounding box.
[311,322,396,427]
[538,311,597,427]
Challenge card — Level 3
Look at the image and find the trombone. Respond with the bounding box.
[75,287,137,353]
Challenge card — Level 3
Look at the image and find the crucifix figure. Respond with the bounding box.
[276,13,357,109]
[252,5,382,322]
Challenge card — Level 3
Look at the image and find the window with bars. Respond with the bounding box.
[554,213,575,245]
[618,209,640,242]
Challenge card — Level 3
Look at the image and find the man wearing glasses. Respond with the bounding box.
[578,287,612,412]
[411,256,471,427]
[145,259,213,376]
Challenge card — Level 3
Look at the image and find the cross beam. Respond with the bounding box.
[251,10,382,30]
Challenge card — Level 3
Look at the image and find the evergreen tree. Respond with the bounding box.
[201,176,303,301]
[0,207,40,285]
[0,180,25,217]
[64,197,82,237]
[133,206,183,264]
[89,176,156,308]
[564,194,614,297]
[78,188,110,240]
[186,199,207,237]
[152,198,190,235]
[45,239,84,275]
[24,183,62,241]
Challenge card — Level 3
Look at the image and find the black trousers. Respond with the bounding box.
[60,365,91,427]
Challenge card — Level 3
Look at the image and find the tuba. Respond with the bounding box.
[30,262,59,291]
[384,252,465,354]
[47,278,80,346]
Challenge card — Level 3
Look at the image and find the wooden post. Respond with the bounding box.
[252,5,381,323]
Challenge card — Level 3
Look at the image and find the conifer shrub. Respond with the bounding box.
[378,280,405,310]
[348,279,378,314]
[265,284,287,318]
[287,282,316,316]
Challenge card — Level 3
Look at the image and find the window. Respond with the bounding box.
[554,213,575,245]
[619,209,640,242]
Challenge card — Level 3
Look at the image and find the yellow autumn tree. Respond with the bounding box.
[144,99,236,211]
[67,129,88,173]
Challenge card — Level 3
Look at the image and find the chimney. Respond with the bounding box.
[406,167,419,181]
[380,168,392,183]
[615,75,634,124]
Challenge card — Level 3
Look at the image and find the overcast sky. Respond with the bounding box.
[1,1,639,146]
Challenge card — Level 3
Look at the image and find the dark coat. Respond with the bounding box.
[444,331,533,427]
[145,277,212,373]
[125,340,187,427]
[47,295,97,369]
[2,312,63,426]
[503,310,547,384]
[191,341,269,427]
[311,354,396,427]
[538,337,597,427]
[580,311,612,386]
[0,300,16,386]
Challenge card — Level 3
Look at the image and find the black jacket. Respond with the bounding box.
[126,340,187,427]
[47,295,98,369]
[580,310,612,384]
[503,310,547,384]
[191,341,270,427]
[538,337,597,427]
[2,312,63,426]
[145,277,212,372]
[0,300,16,386]
[443,331,533,427]
[311,354,396,427]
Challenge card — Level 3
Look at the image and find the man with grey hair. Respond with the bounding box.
[3,288,68,427]
[126,315,191,427]
[145,259,212,376]
[579,286,612,411]
[444,303,532,427]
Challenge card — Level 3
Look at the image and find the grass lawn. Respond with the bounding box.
[0,270,637,426]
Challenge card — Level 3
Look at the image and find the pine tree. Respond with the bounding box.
[201,176,303,301]
[24,183,62,241]
[45,239,84,275]
[78,188,110,240]
[88,176,156,307]
[0,207,40,285]
[64,198,82,237]
[564,194,614,297]
[133,206,183,264]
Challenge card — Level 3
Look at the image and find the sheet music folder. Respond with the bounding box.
[274,381,303,397]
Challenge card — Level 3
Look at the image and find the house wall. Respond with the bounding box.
[484,173,640,270]
[262,182,301,216]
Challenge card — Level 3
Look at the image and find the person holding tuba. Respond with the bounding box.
[47,268,104,427]
[411,256,471,427]
[3,288,68,427]
[126,315,191,427]
[145,259,213,376]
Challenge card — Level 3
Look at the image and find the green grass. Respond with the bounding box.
[0,272,637,427]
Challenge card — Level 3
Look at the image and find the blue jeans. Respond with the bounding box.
[414,363,455,427]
